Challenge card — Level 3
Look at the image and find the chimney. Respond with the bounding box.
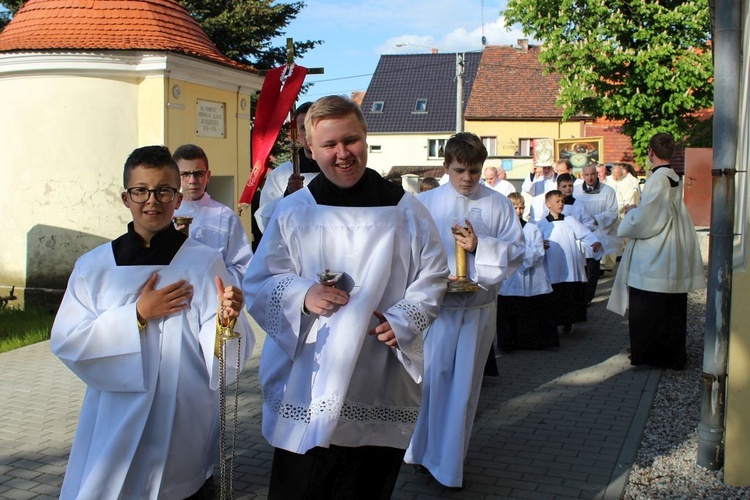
[518,39,529,52]
[431,48,439,54]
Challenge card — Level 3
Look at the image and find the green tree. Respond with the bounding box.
[0,0,23,31]
[503,0,713,164]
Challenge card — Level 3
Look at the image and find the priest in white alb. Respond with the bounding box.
[608,133,704,370]
[573,164,621,303]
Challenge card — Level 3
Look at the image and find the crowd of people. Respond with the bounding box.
[49,95,704,498]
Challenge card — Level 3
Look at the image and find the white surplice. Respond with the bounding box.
[404,183,525,487]
[174,192,252,288]
[486,178,516,197]
[522,173,558,221]
[500,221,552,297]
[611,173,641,214]
[254,160,320,233]
[573,182,622,256]
[607,167,704,316]
[243,189,449,454]
[51,240,254,500]
[537,216,603,284]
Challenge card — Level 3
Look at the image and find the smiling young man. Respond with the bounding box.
[51,146,253,499]
[405,132,525,488]
[242,95,449,499]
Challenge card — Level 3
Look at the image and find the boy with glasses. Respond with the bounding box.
[173,144,252,288]
[51,145,254,499]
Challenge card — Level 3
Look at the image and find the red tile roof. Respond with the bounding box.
[0,0,253,72]
[465,45,569,120]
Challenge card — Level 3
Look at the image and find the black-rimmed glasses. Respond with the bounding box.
[179,170,208,179]
[125,187,179,204]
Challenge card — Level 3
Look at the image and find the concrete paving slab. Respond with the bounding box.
[0,273,659,499]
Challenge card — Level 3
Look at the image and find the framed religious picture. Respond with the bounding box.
[554,137,604,169]
[533,138,555,166]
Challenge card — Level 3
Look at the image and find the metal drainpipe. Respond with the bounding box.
[698,0,740,470]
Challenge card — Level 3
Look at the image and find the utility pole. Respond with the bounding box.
[455,52,464,133]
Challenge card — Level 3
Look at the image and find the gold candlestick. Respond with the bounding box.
[447,226,480,293]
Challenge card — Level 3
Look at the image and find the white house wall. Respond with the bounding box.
[366,133,450,176]
[0,73,140,295]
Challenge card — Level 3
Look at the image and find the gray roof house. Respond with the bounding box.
[360,51,483,182]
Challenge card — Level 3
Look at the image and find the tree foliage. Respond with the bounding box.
[0,0,23,31]
[503,0,713,163]
[178,0,318,70]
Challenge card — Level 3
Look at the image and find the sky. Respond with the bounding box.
[270,0,534,101]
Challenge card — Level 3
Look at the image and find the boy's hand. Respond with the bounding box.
[136,273,192,323]
[369,311,398,348]
[303,283,349,316]
[287,173,305,194]
[452,219,478,253]
[592,242,603,253]
[215,276,243,326]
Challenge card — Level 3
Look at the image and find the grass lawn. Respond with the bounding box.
[0,306,55,353]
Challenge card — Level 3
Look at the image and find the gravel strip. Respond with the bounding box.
[623,288,750,499]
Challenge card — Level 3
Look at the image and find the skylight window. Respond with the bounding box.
[414,99,428,113]
[371,101,384,113]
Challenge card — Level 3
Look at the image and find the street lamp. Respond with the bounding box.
[395,42,465,133]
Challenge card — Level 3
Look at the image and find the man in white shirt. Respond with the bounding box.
[602,164,641,269]
[482,166,516,197]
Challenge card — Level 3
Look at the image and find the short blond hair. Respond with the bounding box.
[305,95,367,144]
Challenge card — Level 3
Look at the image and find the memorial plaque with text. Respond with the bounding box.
[196,100,225,138]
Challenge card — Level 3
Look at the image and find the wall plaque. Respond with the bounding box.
[196,100,225,138]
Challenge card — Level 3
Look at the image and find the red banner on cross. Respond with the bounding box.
[238,64,308,210]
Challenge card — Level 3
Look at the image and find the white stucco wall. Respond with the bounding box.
[0,73,140,291]
[0,52,261,303]
[365,133,450,176]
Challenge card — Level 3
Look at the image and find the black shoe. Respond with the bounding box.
[413,464,429,474]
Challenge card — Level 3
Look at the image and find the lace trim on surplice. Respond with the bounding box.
[266,275,295,341]
[265,393,419,425]
[392,300,429,354]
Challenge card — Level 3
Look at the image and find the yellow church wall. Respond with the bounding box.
[165,78,254,233]
[137,76,167,144]
[466,120,584,156]
[725,234,750,485]
[0,74,140,298]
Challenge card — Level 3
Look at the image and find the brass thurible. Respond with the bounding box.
[173,216,193,237]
